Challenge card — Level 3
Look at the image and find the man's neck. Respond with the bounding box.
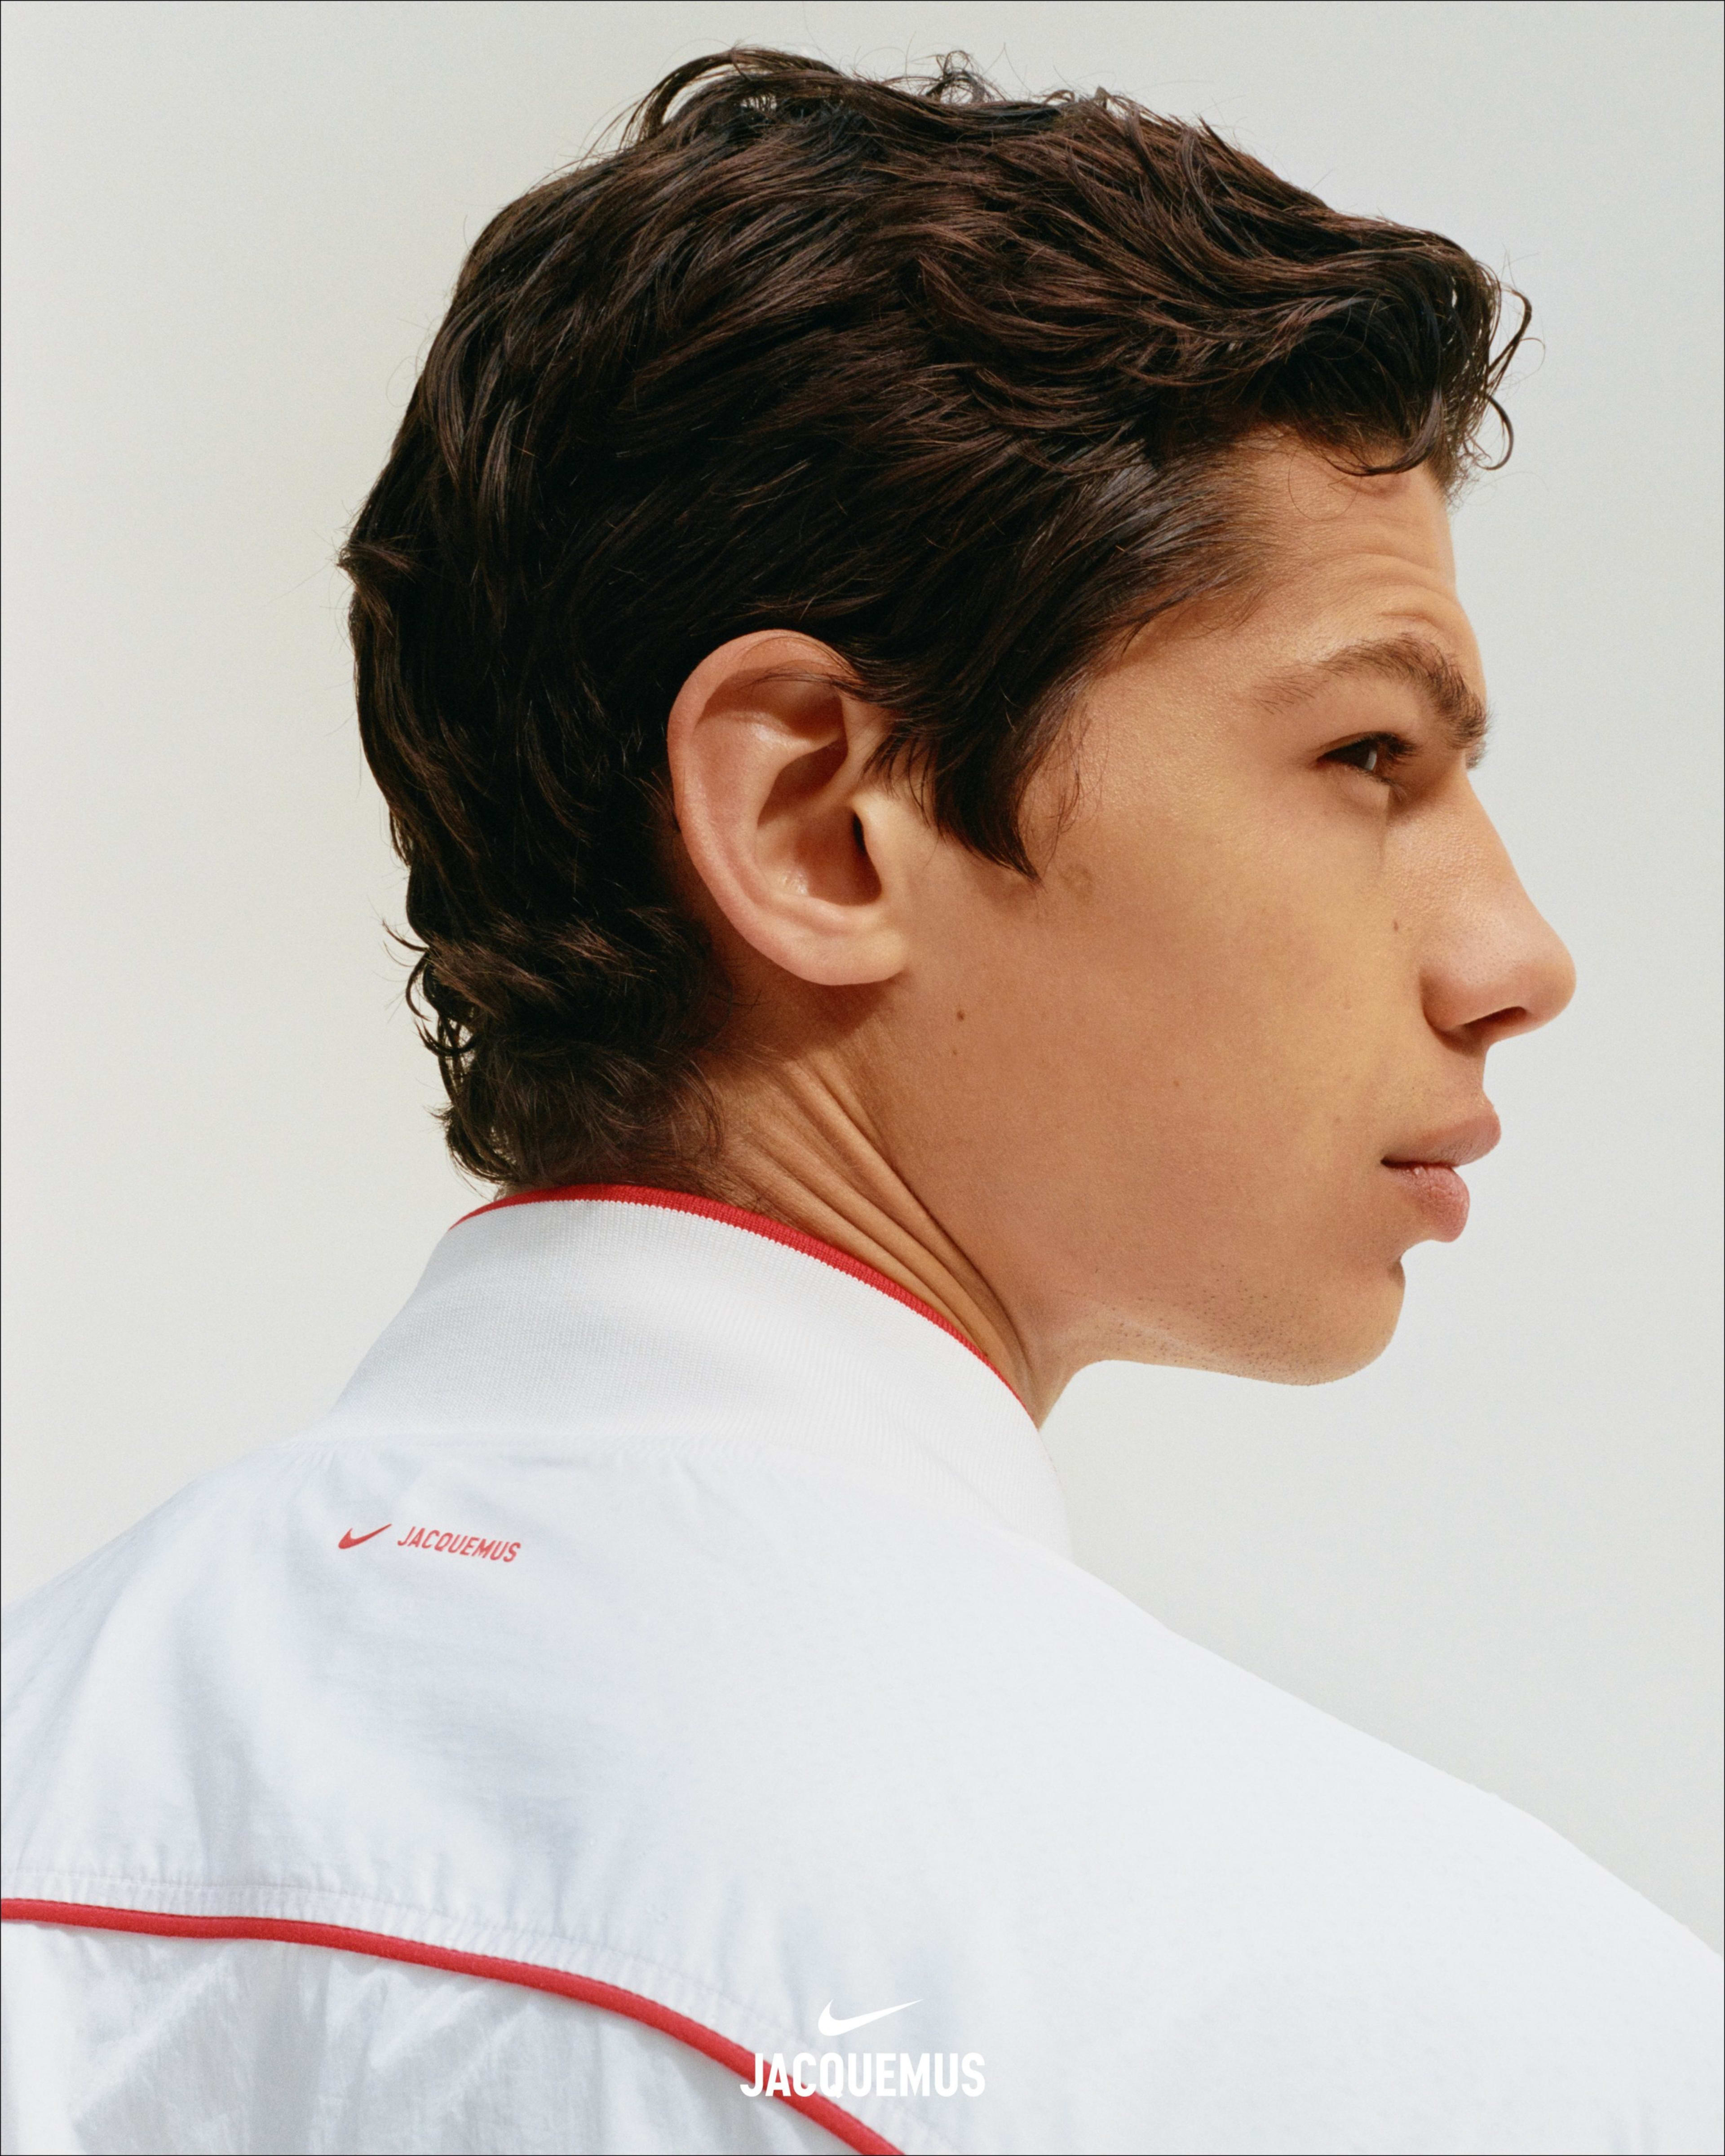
[696,1056,1044,1417]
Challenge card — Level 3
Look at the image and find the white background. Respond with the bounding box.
[4,1,1720,1948]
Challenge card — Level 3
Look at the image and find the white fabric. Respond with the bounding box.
[1,1926,842,2155]
[3,1192,1720,2156]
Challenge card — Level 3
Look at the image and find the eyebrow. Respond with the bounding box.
[1269,633,1492,764]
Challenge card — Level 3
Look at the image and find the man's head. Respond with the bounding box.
[345,49,1571,1408]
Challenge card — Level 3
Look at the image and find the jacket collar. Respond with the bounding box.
[327,1185,1071,1557]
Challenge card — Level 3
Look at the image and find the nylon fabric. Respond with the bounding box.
[3,1195,1721,2153]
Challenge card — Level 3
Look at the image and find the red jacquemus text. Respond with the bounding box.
[396,1527,521,1563]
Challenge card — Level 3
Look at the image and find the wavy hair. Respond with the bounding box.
[341,48,1526,1189]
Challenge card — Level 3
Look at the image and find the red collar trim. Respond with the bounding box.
[456,1183,1017,1399]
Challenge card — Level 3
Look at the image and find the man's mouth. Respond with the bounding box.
[1382,1110,1501,1242]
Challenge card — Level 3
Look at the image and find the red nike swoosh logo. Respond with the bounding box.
[338,1524,391,1550]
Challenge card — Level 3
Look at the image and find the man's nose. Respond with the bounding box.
[1419,798,1577,1050]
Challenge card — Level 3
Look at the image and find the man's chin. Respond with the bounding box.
[1214,1265,1407,1387]
[1281,1265,1407,1385]
[1080,1263,1406,1388]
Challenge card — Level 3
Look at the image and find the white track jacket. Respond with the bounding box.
[3,1186,1721,2155]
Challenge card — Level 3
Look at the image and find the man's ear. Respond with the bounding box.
[665,631,917,986]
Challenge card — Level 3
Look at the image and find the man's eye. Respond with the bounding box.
[1324,733,1411,779]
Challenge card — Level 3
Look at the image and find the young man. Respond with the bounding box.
[3,48,1719,2156]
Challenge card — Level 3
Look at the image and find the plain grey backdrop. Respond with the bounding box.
[4,0,1721,1948]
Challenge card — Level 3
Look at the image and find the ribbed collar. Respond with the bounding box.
[327,1185,1072,1558]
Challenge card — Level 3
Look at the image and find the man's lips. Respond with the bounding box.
[1384,1109,1501,1171]
[1382,1109,1501,1242]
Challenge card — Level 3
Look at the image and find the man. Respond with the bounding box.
[3,47,1719,2156]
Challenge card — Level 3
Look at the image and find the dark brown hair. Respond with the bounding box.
[342,48,1526,1190]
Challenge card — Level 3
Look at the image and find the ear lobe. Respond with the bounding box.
[666,631,912,987]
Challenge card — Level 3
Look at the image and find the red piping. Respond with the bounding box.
[456,1181,1019,1400]
[0,1899,898,2155]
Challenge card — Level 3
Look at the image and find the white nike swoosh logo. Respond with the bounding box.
[816,1997,920,2038]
